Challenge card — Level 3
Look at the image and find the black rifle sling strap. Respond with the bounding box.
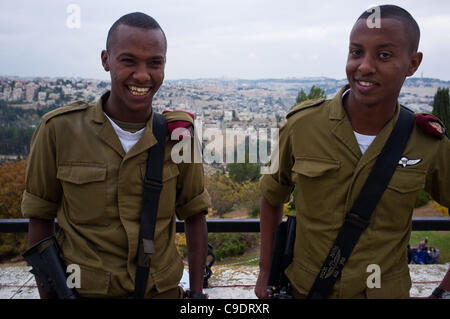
[307,106,415,299]
[134,113,167,299]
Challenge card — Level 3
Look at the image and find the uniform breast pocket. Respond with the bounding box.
[291,156,340,221]
[57,163,108,225]
[375,168,426,231]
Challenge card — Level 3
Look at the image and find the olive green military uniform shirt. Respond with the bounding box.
[260,85,450,298]
[21,92,211,298]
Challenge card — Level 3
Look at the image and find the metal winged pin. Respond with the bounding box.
[398,156,422,168]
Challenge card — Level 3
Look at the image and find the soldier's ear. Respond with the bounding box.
[406,51,422,77]
[101,50,110,72]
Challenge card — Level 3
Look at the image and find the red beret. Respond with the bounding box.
[162,110,195,140]
[415,114,446,140]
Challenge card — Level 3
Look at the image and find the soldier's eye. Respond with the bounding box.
[350,49,362,57]
[121,58,134,64]
[379,52,392,60]
[149,59,163,67]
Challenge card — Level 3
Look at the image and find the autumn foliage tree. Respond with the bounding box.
[235,180,261,216]
[0,159,26,217]
[205,171,238,216]
[0,159,28,260]
[204,170,261,217]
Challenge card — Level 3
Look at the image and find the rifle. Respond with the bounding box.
[203,243,216,288]
[267,215,296,299]
[22,236,77,299]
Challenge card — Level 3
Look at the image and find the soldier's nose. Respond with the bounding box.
[358,56,376,75]
[133,65,151,83]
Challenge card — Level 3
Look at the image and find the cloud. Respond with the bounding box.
[0,0,449,80]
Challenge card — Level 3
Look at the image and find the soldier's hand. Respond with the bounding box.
[255,270,270,299]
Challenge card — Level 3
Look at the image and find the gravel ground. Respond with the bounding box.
[1,263,448,299]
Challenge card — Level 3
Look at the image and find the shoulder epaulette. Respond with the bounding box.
[42,101,88,123]
[162,110,195,140]
[286,98,326,119]
[415,113,446,139]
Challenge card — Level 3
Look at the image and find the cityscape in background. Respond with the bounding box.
[1,74,450,166]
[2,75,449,130]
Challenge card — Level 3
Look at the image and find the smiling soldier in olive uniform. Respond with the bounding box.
[256,5,450,299]
[22,12,210,299]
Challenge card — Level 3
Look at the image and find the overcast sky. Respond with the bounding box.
[1,0,449,81]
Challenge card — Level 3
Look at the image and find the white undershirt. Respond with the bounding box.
[342,88,377,155]
[104,113,145,153]
[353,131,376,155]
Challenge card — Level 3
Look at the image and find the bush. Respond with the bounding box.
[415,189,430,208]
[249,206,260,218]
[208,233,247,261]
[175,233,187,258]
[431,201,449,216]
[0,234,27,260]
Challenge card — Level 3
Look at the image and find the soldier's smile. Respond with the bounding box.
[127,85,152,96]
[354,79,379,94]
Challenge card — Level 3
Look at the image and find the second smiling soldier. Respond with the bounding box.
[256,5,450,299]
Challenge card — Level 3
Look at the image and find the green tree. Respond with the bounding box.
[415,189,430,208]
[226,161,261,183]
[0,126,34,155]
[432,87,450,131]
[294,85,326,106]
[226,141,262,183]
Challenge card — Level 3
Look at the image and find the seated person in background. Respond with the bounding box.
[417,237,429,252]
[413,250,431,265]
[407,245,417,264]
[430,247,440,264]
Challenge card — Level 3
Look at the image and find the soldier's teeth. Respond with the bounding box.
[359,81,373,87]
[128,86,150,95]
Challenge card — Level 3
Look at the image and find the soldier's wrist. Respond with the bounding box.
[258,261,271,274]
[184,289,208,299]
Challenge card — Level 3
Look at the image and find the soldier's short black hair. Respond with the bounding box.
[357,4,420,53]
[106,12,167,52]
